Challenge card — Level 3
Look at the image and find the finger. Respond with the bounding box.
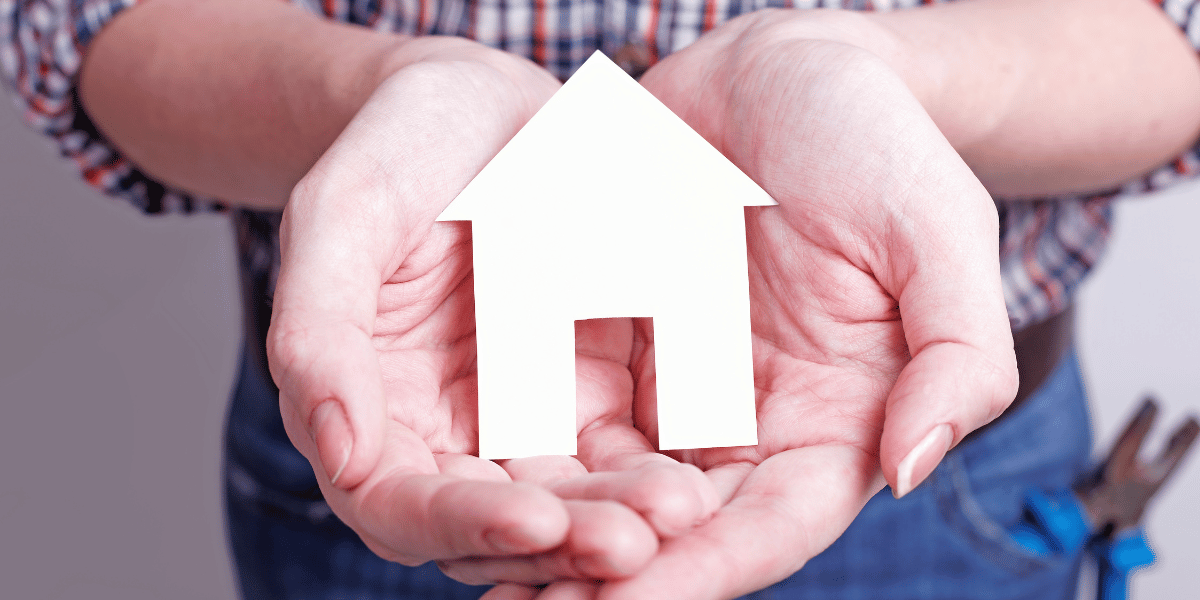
[438,499,658,584]
[436,452,515,483]
[536,581,600,600]
[505,449,721,538]
[874,170,1018,497]
[481,584,540,600]
[549,460,719,537]
[353,476,571,565]
[562,499,657,577]
[574,415,723,537]
[881,340,1015,498]
[567,318,720,536]
[575,317,635,365]
[478,582,599,600]
[268,155,409,489]
[599,446,882,600]
[317,419,569,565]
[701,461,757,506]
[574,318,722,536]
[501,455,590,486]
[271,319,387,490]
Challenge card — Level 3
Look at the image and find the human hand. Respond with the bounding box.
[464,10,1019,599]
[267,40,716,579]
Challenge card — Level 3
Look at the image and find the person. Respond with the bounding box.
[4,0,1198,598]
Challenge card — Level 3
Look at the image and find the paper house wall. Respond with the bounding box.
[438,51,776,459]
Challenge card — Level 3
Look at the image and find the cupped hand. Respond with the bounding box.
[474,10,1019,599]
[267,39,716,579]
[625,13,1019,598]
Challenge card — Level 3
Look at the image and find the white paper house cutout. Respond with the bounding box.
[439,51,776,459]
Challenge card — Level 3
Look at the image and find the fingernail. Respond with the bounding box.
[894,423,953,499]
[312,401,352,487]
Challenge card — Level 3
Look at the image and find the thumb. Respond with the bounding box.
[269,318,387,490]
[877,191,1018,498]
[265,180,399,490]
[881,339,1016,498]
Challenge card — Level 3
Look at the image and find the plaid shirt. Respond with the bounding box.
[3,0,1200,330]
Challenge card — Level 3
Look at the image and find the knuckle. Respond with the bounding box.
[977,346,1019,422]
[362,537,422,566]
[626,466,705,534]
[265,322,313,379]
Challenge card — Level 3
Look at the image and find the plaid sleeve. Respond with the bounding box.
[1140,0,1200,191]
[0,0,223,214]
[997,0,1200,330]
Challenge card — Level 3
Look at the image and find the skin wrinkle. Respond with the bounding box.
[299,157,411,273]
[688,527,755,598]
[575,363,635,435]
[438,391,478,454]
[749,237,899,375]
[378,349,464,443]
[741,57,938,291]
[768,367,873,451]
[751,305,866,377]
[383,222,473,285]
[758,375,887,451]
[272,321,368,397]
[383,367,449,441]
[738,482,806,541]
[924,338,1015,422]
[369,309,447,351]
[372,249,475,354]
[777,187,881,275]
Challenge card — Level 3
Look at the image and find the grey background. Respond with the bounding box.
[1,96,1197,598]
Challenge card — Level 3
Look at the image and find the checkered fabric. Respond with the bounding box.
[3,0,1199,329]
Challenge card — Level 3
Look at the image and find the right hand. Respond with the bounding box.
[267,39,717,579]
[459,12,1018,598]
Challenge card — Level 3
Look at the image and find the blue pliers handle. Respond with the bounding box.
[1014,489,1155,600]
[1011,398,1197,600]
[1093,528,1156,600]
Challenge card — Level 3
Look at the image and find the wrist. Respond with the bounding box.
[731,10,981,151]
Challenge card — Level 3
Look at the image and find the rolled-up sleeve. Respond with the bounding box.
[0,0,223,214]
[1138,0,1200,192]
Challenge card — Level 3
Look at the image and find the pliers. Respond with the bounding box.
[1011,398,1198,600]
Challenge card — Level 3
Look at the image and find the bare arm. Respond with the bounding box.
[691,0,1200,200]
[77,0,541,209]
[864,0,1200,198]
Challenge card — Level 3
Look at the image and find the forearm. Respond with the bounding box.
[828,0,1200,198]
[80,0,408,208]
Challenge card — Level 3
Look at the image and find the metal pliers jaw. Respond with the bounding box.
[1073,398,1199,538]
[1012,397,1198,600]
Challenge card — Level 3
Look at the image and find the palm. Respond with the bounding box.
[369,222,476,452]
[670,212,907,469]
[615,210,906,593]
[370,222,641,463]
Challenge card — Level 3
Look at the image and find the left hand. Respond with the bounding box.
[267,48,578,571]
[268,42,720,584]
[463,10,1019,599]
